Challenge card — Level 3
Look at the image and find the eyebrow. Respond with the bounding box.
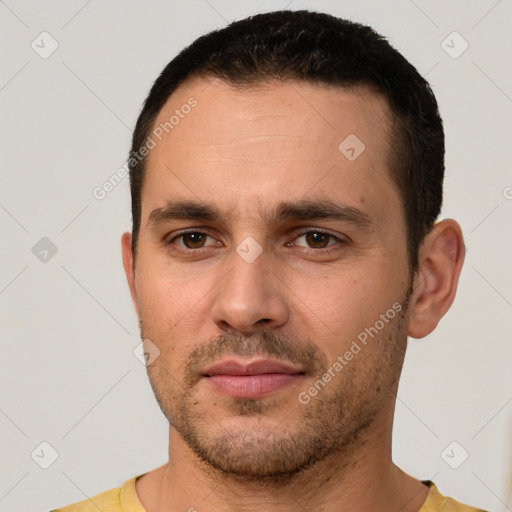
[148,200,221,226]
[147,198,374,230]
[270,199,374,229]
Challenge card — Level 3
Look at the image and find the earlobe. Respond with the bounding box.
[407,219,465,339]
[121,232,139,317]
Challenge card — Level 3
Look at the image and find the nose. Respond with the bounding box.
[210,246,289,334]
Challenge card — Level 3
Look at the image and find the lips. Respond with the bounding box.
[204,359,303,377]
[202,358,305,398]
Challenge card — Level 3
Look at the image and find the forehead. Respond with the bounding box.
[142,77,399,224]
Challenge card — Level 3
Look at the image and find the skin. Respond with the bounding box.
[121,77,465,512]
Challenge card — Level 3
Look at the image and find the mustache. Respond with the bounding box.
[184,331,327,387]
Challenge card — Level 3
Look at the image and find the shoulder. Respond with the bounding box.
[49,476,145,512]
[420,481,489,512]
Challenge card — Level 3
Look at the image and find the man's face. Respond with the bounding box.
[126,78,414,479]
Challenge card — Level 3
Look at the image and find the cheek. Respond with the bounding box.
[289,262,406,357]
[134,260,215,366]
[135,257,203,328]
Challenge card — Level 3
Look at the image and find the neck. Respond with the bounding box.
[136,404,429,512]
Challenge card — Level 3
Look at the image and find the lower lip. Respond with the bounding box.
[205,373,303,398]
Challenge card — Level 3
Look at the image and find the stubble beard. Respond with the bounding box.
[143,292,411,484]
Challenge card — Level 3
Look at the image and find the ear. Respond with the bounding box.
[407,219,465,339]
[121,232,140,318]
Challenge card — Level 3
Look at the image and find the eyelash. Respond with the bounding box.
[166,229,348,256]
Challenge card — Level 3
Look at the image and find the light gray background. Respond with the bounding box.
[1,1,511,511]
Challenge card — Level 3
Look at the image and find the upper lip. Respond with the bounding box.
[203,358,304,376]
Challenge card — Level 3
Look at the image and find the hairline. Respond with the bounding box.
[132,74,416,272]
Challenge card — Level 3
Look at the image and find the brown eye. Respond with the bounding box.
[181,232,208,248]
[304,231,331,248]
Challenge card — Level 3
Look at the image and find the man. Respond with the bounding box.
[52,10,487,512]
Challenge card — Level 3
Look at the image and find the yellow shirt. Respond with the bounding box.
[50,478,488,512]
